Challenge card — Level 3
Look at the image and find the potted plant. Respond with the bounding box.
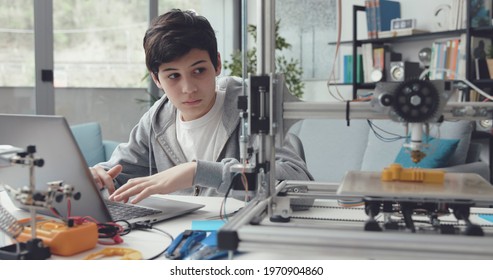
[223,20,305,99]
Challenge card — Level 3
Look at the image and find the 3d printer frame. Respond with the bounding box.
[217,0,493,259]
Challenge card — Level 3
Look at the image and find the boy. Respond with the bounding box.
[90,9,312,204]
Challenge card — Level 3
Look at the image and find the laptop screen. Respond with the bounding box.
[0,114,114,222]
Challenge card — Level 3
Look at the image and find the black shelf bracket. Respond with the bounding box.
[352,5,366,100]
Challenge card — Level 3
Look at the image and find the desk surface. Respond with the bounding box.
[0,190,247,260]
[1,191,308,260]
[3,188,493,260]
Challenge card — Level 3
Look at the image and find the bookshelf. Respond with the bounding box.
[347,0,493,183]
[349,0,493,100]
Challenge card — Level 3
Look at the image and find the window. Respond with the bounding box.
[53,0,201,88]
[53,0,149,88]
[0,0,34,87]
[276,0,336,80]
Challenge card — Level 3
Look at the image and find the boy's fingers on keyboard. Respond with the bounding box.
[108,164,123,179]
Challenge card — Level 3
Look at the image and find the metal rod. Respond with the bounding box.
[241,0,248,85]
[239,0,249,164]
[233,224,493,259]
[29,154,37,239]
[282,101,493,121]
[256,0,275,75]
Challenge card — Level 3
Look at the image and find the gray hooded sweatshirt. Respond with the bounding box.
[99,76,313,196]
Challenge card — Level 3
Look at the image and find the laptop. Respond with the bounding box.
[0,114,204,225]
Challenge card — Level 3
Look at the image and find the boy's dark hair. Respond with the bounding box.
[143,9,218,75]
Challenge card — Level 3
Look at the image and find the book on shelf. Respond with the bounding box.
[343,54,363,83]
[470,0,493,28]
[365,0,401,39]
[448,39,460,80]
[339,46,362,83]
[487,59,493,79]
[365,0,377,39]
[449,0,468,30]
[378,28,429,38]
[343,55,353,83]
[475,58,491,79]
[470,90,480,102]
[361,43,374,82]
[457,34,467,79]
[375,0,401,33]
[429,37,464,80]
[373,47,385,72]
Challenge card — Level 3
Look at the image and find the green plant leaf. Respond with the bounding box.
[223,21,304,98]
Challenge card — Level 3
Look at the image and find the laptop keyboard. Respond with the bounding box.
[105,200,163,221]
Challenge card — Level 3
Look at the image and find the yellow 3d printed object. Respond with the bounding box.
[84,247,143,260]
[381,163,445,184]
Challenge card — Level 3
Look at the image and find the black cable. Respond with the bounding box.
[132,221,174,260]
[367,120,406,142]
[368,120,402,141]
[346,101,350,126]
[224,172,243,199]
[221,172,246,220]
[114,219,132,236]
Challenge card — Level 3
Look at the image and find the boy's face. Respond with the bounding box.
[152,48,221,121]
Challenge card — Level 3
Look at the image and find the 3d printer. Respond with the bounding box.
[218,0,493,259]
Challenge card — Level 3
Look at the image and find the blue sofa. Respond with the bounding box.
[289,119,491,183]
[70,122,120,167]
[70,120,491,184]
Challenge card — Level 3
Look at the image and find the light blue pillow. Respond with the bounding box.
[394,137,460,168]
[70,122,105,167]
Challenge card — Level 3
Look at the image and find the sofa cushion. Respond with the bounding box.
[361,120,473,172]
[394,137,460,168]
[70,122,105,167]
[289,119,370,182]
[103,140,120,161]
[430,121,473,166]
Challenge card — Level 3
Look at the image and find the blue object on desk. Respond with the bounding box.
[185,231,228,260]
[165,229,229,260]
[164,230,207,260]
[191,220,225,231]
[479,214,493,223]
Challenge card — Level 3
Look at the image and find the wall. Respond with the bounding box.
[0,87,148,142]
[201,0,239,64]
[56,88,149,143]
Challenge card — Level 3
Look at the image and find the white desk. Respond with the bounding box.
[3,188,493,260]
[0,190,247,260]
[0,189,380,260]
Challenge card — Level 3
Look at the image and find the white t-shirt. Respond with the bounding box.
[176,90,228,162]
